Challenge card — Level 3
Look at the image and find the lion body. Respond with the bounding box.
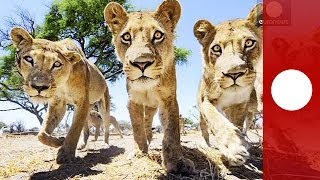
[194,4,262,166]
[10,28,111,164]
[88,111,123,140]
[104,0,195,174]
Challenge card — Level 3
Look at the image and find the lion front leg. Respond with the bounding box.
[38,99,66,148]
[144,106,157,144]
[201,98,250,166]
[159,98,195,174]
[56,102,89,164]
[128,101,148,157]
[199,114,211,146]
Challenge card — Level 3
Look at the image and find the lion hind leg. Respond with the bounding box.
[111,116,123,138]
[97,88,111,145]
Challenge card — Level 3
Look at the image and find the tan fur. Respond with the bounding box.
[88,111,123,141]
[194,4,262,166]
[10,27,111,164]
[179,115,186,135]
[104,0,195,174]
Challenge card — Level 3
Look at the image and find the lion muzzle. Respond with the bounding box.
[28,71,52,93]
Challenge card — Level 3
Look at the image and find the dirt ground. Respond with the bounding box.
[0,130,262,180]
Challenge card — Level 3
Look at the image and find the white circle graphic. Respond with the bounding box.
[271,69,312,111]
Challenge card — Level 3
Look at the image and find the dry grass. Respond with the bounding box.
[0,131,262,180]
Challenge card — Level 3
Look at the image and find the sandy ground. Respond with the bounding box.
[0,130,262,180]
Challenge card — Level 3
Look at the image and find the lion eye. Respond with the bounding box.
[211,45,222,55]
[121,32,132,44]
[23,56,34,66]
[153,31,164,42]
[52,61,63,69]
[244,39,256,50]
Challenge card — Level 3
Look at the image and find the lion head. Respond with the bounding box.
[194,4,262,90]
[10,27,82,103]
[104,0,181,88]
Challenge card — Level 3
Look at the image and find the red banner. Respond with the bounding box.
[264,0,320,179]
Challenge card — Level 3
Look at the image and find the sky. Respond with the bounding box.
[0,0,258,128]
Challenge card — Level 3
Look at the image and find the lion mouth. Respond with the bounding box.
[131,75,156,82]
[29,95,50,103]
[139,76,153,80]
[29,94,51,99]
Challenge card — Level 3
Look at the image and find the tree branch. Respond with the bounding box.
[105,69,123,79]
[0,108,22,111]
[0,82,21,91]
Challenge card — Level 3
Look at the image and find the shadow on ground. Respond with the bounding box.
[151,146,262,180]
[30,145,125,180]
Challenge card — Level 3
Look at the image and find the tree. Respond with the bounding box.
[9,120,25,133]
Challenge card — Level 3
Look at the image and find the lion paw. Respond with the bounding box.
[56,147,76,164]
[164,157,196,175]
[218,130,250,166]
[223,145,249,166]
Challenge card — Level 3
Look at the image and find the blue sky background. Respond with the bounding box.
[0,0,257,128]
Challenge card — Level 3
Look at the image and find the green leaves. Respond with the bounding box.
[175,47,192,65]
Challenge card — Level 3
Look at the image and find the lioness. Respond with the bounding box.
[194,4,262,166]
[88,111,123,141]
[104,0,195,174]
[10,27,110,164]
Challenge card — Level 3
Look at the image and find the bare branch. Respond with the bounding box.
[0,82,21,91]
[105,70,123,79]
[0,108,22,111]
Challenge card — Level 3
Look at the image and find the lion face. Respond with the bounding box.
[194,4,262,90]
[10,27,81,103]
[104,0,181,87]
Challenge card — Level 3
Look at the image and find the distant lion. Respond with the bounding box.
[88,111,123,141]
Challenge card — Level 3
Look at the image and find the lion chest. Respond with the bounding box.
[216,86,253,111]
[128,88,160,107]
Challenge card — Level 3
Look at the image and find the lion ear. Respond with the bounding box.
[247,3,263,28]
[272,38,289,54]
[63,51,82,64]
[104,2,128,35]
[194,20,215,46]
[10,27,33,48]
[155,0,181,32]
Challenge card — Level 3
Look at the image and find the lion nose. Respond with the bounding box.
[130,61,154,72]
[31,84,50,93]
[223,71,246,80]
